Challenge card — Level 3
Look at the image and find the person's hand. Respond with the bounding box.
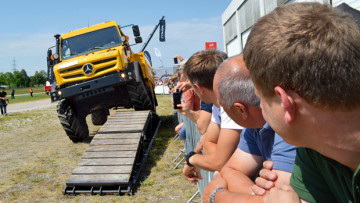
[175,54,184,62]
[194,135,205,153]
[252,160,277,195]
[177,81,192,92]
[263,183,300,203]
[203,171,227,203]
[176,102,190,116]
[182,164,203,183]
[174,122,184,135]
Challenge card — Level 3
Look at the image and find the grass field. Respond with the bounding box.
[0,95,201,202]
[3,87,50,104]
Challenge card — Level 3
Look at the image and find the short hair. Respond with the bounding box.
[243,2,360,111]
[183,50,228,90]
[217,55,260,108]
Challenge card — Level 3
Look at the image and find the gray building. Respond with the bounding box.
[222,0,360,56]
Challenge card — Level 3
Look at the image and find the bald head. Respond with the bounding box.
[215,55,260,108]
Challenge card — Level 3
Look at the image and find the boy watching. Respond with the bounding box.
[243,2,360,202]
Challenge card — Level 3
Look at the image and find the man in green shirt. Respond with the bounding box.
[243,2,360,202]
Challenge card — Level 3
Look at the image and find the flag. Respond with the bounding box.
[154,47,163,67]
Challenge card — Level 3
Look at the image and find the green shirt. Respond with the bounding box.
[290,148,360,203]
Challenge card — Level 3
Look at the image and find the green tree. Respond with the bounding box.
[31,70,47,86]
[4,72,14,87]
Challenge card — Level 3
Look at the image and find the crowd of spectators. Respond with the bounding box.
[169,2,360,203]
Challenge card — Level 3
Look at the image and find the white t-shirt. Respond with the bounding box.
[211,106,243,129]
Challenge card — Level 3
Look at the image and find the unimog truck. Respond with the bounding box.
[47,21,160,142]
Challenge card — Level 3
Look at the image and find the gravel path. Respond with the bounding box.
[6,99,58,113]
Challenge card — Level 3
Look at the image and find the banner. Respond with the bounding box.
[159,19,166,42]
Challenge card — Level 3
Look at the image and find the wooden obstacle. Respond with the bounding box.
[63,110,160,195]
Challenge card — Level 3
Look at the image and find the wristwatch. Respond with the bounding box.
[185,151,196,167]
[210,187,224,203]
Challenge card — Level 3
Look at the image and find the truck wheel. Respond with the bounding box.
[91,109,108,125]
[57,99,89,142]
[127,82,154,111]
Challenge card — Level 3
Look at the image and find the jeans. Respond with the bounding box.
[0,102,6,114]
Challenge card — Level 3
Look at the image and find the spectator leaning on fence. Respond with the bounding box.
[242,2,360,202]
[177,61,213,135]
[202,55,296,203]
[181,50,243,182]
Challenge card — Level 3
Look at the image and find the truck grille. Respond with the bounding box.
[60,57,117,81]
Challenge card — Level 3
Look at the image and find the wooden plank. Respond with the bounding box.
[72,165,133,174]
[78,158,135,166]
[105,120,147,124]
[98,124,145,132]
[90,139,139,145]
[86,145,139,152]
[94,133,141,139]
[67,174,130,184]
[114,110,149,115]
[82,151,136,158]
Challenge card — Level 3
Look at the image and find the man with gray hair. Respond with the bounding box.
[203,55,296,202]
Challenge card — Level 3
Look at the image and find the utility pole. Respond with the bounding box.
[12,57,17,72]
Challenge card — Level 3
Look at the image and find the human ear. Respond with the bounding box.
[234,103,248,120]
[194,84,205,95]
[274,86,295,123]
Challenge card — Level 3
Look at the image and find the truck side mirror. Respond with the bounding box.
[132,25,141,37]
[135,36,143,44]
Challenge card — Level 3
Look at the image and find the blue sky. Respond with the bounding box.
[0,0,232,76]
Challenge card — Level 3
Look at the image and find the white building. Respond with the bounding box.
[222,0,360,56]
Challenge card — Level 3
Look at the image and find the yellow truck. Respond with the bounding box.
[47,19,164,142]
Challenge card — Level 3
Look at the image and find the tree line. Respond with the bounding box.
[0,69,47,88]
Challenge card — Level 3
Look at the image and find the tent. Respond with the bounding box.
[336,3,360,30]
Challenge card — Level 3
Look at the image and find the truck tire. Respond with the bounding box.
[57,99,89,142]
[91,109,108,125]
[127,81,154,111]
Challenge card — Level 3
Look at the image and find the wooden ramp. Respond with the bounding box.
[63,110,161,195]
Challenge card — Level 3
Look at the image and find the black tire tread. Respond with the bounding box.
[91,109,108,125]
[57,100,89,142]
[126,82,154,111]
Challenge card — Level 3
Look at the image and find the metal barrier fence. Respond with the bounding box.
[177,112,214,201]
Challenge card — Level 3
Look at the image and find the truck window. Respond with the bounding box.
[61,26,121,60]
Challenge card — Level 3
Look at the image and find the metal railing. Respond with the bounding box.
[176,112,214,202]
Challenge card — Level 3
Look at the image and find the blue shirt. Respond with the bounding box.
[200,100,213,113]
[238,123,296,172]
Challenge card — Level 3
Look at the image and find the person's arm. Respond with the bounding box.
[221,148,263,193]
[196,110,212,135]
[189,128,241,171]
[203,170,263,203]
[205,149,293,202]
[182,121,220,181]
[202,121,220,155]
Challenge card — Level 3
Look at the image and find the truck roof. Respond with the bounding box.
[61,21,119,39]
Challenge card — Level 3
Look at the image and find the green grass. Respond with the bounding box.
[0,94,201,202]
[4,87,50,104]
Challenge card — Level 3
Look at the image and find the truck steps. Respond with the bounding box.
[63,110,161,195]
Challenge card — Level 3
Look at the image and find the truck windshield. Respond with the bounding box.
[61,26,121,60]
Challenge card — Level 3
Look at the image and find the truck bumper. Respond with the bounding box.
[52,71,137,102]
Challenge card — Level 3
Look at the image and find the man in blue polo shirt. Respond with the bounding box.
[203,55,296,202]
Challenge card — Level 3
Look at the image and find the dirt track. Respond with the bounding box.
[6,99,58,113]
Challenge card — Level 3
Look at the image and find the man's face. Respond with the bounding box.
[254,85,293,142]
